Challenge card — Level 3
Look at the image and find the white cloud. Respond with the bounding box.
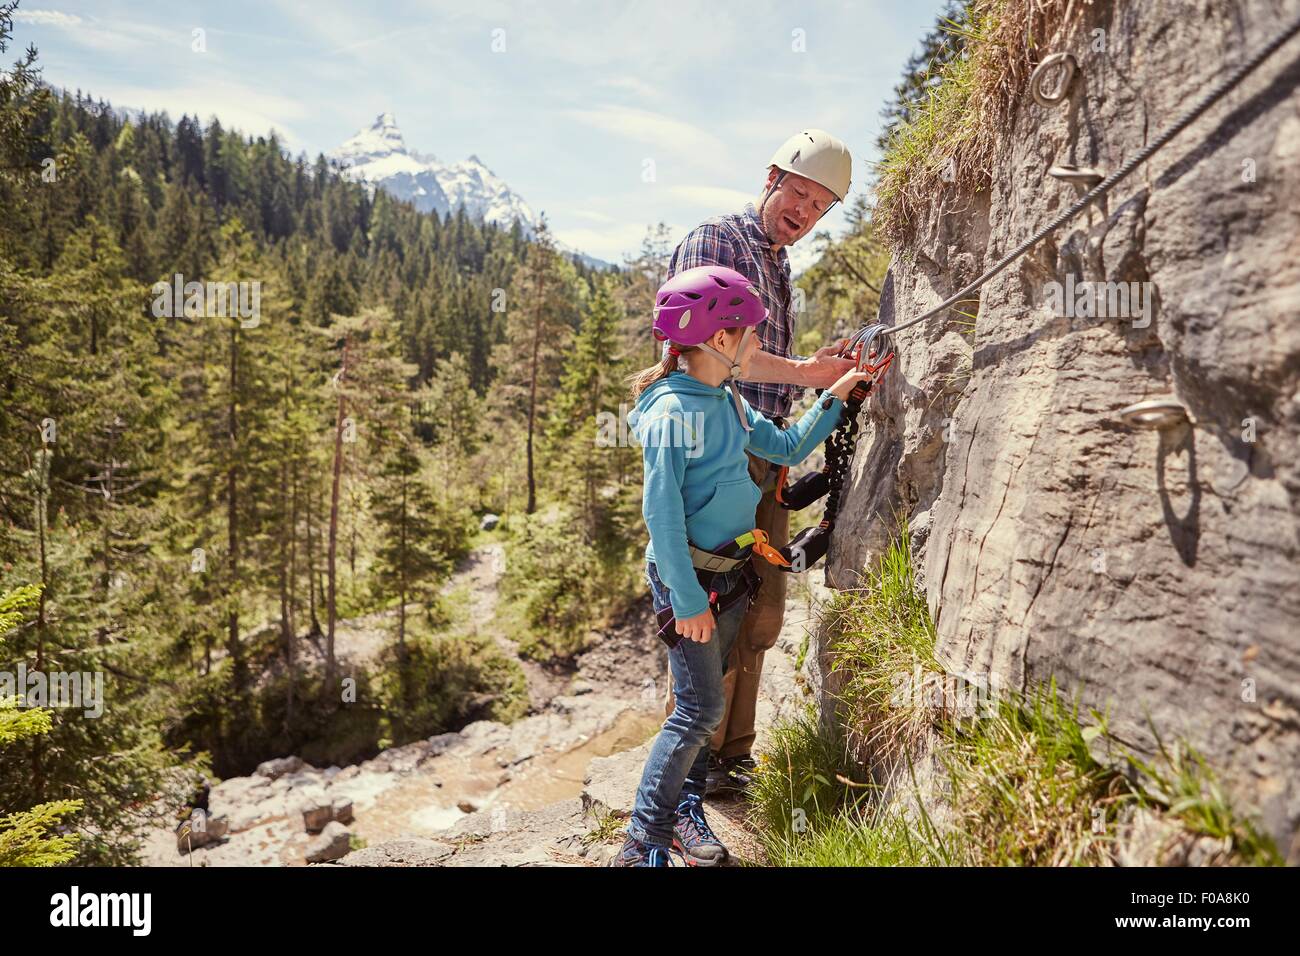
[667,185,755,211]
[553,220,673,264]
[597,75,661,102]
[324,24,429,57]
[12,9,82,27]
[563,105,726,159]
[425,0,745,71]
[18,14,192,57]
[561,208,618,224]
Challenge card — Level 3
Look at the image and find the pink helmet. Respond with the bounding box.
[651,265,767,433]
[652,266,767,346]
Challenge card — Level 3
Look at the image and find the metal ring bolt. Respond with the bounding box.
[1030,52,1078,107]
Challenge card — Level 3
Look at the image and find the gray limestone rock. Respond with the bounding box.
[825,0,1300,857]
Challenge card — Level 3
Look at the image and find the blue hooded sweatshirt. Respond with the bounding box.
[627,370,845,619]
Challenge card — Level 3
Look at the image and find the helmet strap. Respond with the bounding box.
[757,169,786,229]
[695,327,755,432]
[814,198,839,224]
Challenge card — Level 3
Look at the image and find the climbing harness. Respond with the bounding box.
[766,12,1300,572]
[652,528,780,648]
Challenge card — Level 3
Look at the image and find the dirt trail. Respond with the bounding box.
[444,542,572,711]
[143,543,832,867]
[336,561,834,867]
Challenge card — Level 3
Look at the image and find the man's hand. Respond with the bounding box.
[800,340,857,389]
[745,343,855,388]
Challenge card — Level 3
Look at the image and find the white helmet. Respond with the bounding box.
[767,129,852,202]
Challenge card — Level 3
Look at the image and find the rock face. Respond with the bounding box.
[826,0,1300,857]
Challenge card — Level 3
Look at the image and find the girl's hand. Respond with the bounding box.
[676,608,716,643]
[829,367,877,402]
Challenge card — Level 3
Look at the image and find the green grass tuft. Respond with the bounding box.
[874,0,1069,248]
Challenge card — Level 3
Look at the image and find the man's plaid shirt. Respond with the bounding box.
[664,202,807,420]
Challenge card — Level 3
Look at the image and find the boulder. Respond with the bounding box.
[255,756,306,780]
[175,812,229,854]
[301,796,334,834]
[331,797,354,826]
[304,821,352,863]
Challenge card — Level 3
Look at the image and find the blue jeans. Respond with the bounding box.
[627,559,748,847]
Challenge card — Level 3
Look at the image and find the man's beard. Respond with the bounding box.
[760,197,805,246]
[759,201,787,245]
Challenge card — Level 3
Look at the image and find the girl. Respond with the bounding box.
[613,265,875,867]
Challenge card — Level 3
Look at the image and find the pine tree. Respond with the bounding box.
[619,222,673,369]
[877,0,967,152]
[0,584,83,867]
[546,275,633,542]
[167,219,289,694]
[319,306,414,688]
[0,3,52,190]
[490,217,579,514]
[0,240,199,864]
[371,431,451,649]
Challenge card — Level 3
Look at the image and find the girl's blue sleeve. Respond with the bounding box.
[744,390,844,465]
[638,411,711,619]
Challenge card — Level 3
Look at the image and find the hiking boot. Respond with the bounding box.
[704,753,734,796]
[672,794,729,866]
[705,753,757,797]
[608,834,676,867]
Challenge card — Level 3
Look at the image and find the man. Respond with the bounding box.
[662,129,857,797]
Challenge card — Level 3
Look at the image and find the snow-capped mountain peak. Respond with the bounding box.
[329,113,531,228]
[328,113,610,269]
[332,112,422,170]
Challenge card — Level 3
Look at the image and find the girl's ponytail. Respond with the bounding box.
[626,343,696,403]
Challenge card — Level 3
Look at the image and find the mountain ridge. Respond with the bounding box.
[329,113,611,270]
[330,112,534,226]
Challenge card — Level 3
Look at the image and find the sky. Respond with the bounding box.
[10,0,948,266]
